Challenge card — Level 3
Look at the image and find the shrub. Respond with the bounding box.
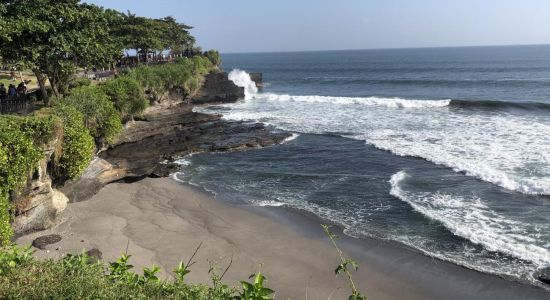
[192,55,213,75]
[0,116,56,244]
[124,56,215,103]
[68,77,92,90]
[204,50,221,66]
[62,86,123,144]
[0,249,237,299]
[53,103,95,180]
[101,76,148,120]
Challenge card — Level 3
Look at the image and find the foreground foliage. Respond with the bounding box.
[0,225,367,299]
[0,245,273,300]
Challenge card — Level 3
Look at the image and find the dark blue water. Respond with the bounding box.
[175,45,550,287]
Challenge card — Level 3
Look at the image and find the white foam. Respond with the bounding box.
[228,69,258,100]
[198,93,550,195]
[282,133,300,144]
[254,200,286,207]
[262,93,451,108]
[390,171,550,267]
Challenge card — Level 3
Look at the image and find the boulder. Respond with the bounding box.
[85,248,103,263]
[32,234,62,249]
[249,72,263,88]
[535,267,550,285]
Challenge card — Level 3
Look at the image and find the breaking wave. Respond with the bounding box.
[390,171,550,268]
[228,69,258,99]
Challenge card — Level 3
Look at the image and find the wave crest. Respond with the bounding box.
[390,171,550,267]
[262,93,451,108]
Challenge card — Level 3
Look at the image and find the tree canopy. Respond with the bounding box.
[0,1,197,100]
[0,0,122,99]
[111,12,195,62]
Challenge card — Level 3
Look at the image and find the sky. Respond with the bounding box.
[85,0,550,53]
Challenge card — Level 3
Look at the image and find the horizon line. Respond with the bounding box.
[221,42,550,55]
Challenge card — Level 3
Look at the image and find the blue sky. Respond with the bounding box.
[85,0,550,53]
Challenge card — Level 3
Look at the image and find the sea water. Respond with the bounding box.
[174,45,550,287]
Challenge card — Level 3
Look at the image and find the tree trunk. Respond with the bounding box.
[33,69,49,105]
[48,76,61,99]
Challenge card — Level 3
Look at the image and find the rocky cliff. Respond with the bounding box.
[12,133,69,237]
[16,71,288,233]
[191,72,245,104]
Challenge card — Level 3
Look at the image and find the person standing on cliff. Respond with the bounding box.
[0,84,7,101]
[8,84,17,98]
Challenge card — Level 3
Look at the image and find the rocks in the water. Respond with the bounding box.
[249,72,263,88]
[191,72,245,104]
[85,248,103,263]
[32,234,62,249]
[535,267,550,284]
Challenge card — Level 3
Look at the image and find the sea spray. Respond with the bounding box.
[228,69,258,99]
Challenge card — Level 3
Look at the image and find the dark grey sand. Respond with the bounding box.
[17,178,549,300]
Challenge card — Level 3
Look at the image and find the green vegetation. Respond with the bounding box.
[204,50,222,67]
[0,116,57,244]
[0,245,271,300]
[52,104,95,180]
[0,227,367,299]
[62,86,123,144]
[0,1,121,101]
[101,77,148,121]
[112,14,195,62]
[123,57,215,102]
[322,225,367,300]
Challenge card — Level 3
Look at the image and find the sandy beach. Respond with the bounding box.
[17,178,549,300]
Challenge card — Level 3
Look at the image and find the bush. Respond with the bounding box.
[204,50,221,66]
[0,116,56,244]
[101,76,148,120]
[68,77,92,90]
[0,249,238,299]
[192,55,213,75]
[62,86,123,144]
[53,103,95,180]
[124,56,214,103]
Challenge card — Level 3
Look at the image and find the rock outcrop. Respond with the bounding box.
[12,135,69,237]
[62,101,290,203]
[249,72,263,88]
[17,70,287,228]
[535,267,550,285]
[191,72,245,104]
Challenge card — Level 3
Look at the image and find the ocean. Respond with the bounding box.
[174,45,550,287]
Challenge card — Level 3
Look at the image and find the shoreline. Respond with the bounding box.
[17,177,549,299]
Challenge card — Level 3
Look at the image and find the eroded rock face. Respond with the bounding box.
[61,101,289,203]
[191,72,245,104]
[12,137,69,237]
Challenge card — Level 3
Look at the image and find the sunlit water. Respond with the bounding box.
[175,46,550,287]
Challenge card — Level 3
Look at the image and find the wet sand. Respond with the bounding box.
[17,178,549,300]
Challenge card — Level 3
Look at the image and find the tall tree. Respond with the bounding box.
[161,16,195,58]
[111,13,195,62]
[0,0,123,101]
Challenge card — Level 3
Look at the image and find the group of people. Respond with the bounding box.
[0,82,27,101]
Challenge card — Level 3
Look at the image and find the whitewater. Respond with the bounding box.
[204,70,550,196]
